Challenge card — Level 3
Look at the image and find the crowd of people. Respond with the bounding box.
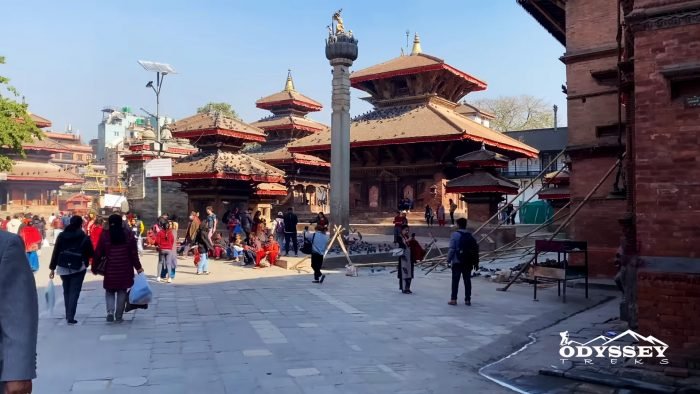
[423,199,459,227]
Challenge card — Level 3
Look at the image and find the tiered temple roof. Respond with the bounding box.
[288,35,538,159]
[164,111,286,197]
[249,71,330,171]
[539,169,570,200]
[446,145,519,195]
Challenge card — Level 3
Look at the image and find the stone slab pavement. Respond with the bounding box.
[31,245,610,394]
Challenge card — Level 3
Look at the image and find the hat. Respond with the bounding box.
[278,211,283,216]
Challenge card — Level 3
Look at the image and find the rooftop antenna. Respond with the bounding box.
[405,30,410,49]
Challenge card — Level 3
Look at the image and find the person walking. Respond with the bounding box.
[19,219,42,273]
[505,203,515,225]
[306,225,329,283]
[0,231,39,394]
[155,221,176,283]
[447,218,479,306]
[424,205,434,226]
[89,217,104,250]
[436,204,446,227]
[205,206,217,241]
[93,214,144,322]
[283,207,299,257]
[184,211,200,255]
[449,199,458,225]
[273,211,285,246]
[396,225,414,293]
[51,213,64,246]
[49,216,94,325]
[194,220,213,275]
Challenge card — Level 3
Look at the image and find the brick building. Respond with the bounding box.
[520,0,700,368]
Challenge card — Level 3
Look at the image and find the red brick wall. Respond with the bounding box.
[466,202,492,224]
[637,271,700,367]
[633,25,700,258]
[566,0,620,52]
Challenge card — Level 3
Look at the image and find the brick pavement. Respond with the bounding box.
[32,247,606,393]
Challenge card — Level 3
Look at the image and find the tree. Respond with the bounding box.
[471,95,555,132]
[0,56,42,171]
[196,102,240,119]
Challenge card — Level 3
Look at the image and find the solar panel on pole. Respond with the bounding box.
[137,60,177,74]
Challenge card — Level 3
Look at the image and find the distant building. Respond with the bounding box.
[0,113,82,214]
[501,127,569,209]
[44,129,94,171]
[96,106,171,160]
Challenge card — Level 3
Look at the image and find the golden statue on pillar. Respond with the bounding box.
[333,9,345,35]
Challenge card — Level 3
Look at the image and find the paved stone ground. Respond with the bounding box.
[32,246,608,394]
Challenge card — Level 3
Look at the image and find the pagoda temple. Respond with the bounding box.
[0,113,83,213]
[248,71,330,215]
[162,112,286,224]
[288,35,538,215]
[445,145,519,223]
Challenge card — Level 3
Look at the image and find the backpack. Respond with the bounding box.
[300,233,315,255]
[456,231,479,268]
[275,219,285,234]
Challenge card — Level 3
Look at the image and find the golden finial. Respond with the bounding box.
[411,33,422,55]
[284,69,295,92]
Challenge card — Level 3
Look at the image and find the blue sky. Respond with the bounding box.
[1,0,566,139]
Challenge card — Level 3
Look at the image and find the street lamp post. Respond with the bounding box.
[138,60,176,219]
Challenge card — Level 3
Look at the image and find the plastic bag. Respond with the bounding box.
[137,236,144,255]
[45,279,56,315]
[345,264,358,277]
[129,273,152,305]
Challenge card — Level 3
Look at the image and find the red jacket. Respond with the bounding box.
[90,226,103,250]
[93,230,142,291]
[155,229,174,250]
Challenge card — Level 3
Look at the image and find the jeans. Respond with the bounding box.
[60,270,86,322]
[311,253,324,281]
[284,232,298,255]
[106,289,127,318]
[158,250,174,279]
[450,263,472,301]
[197,253,209,273]
[275,233,284,246]
[160,266,176,279]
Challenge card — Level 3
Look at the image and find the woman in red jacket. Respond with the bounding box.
[89,217,104,250]
[19,219,42,272]
[93,214,143,322]
[155,221,176,283]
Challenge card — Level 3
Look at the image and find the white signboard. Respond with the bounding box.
[145,158,172,178]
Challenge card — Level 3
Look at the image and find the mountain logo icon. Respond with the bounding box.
[559,329,669,364]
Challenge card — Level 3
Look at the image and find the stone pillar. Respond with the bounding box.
[325,32,358,231]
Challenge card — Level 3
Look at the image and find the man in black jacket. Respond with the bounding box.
[283,207,299,257]
[0,232,38,394]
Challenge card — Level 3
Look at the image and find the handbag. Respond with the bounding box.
[300,233,315,255]
[94,255,107,276]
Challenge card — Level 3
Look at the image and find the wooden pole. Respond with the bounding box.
[498,154,625,292]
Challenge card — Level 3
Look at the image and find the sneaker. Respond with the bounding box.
[465,299,471,306]
[319,274,326,284]
[156,277,162,282]
[115,316,124,323]
[447,300,457,306]
[312,280,320,283]
[67,319,78,325]
[203,272,210,275]
[167,278,172,283]
[295,253,298,257]
[106,314,114,322]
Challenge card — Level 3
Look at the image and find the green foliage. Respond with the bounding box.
[471,95,555,132]
[196,102,240,119]
[0,56,43,171]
